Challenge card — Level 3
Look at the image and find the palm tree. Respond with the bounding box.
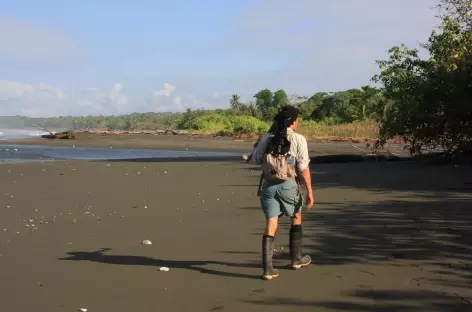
[229,94,241,110]
[350,86,384,121]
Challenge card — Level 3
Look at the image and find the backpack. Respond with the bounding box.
[261,133,297,182]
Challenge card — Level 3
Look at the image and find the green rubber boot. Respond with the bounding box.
[290,225,311,269]
[262,235,280,280]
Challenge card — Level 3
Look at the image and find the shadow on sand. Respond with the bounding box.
[58,248,263,280]
[93,153,409,164]
[245,162,472,311]
[243,289,471,312]
[93,155,243,163]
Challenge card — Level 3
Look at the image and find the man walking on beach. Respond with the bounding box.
[249,105,314,280]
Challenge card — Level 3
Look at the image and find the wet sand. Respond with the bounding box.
[1,158,471,312]
[0,131,408,156]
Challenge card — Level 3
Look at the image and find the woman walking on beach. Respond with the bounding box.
[249,105,314,280]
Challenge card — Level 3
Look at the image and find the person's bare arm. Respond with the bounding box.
[295,135,314,208]
[300,167,314,208]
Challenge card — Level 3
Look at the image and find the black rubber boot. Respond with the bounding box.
[289,225,311,269]
[262,235,279,280]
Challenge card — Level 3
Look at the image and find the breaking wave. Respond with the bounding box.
[0,129,52,140]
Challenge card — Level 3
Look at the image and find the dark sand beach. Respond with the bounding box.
[1,136,471,312]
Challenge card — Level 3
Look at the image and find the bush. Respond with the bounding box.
[189,114,269,135]
[299,120,379,139]
[177,109,212,129]
[191,114,232,132]
[229,116,269,134]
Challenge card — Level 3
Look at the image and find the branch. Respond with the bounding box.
[36,124,54,136]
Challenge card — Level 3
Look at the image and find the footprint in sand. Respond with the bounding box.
[248,288,265,297]
[209,304,225,311]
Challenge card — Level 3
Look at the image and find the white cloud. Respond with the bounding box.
[211,91,219,98]
[151,83,176,98]
[38,83,66,99]
[0,79,230,117]
[0,15,82,65]
[0,80,128,117]
[108,83,128,114]
[146,83,187,112]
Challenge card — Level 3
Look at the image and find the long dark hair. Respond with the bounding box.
[267,106,299,156]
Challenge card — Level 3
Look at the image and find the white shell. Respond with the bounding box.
[159,267,170,272]
[141,240,152,245]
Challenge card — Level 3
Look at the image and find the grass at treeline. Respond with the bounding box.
[186,113,379,140]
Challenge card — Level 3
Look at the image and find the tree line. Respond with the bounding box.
[0,86,386,131]
[228,86,388,125]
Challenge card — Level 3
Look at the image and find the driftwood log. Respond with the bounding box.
[32,124,76,140]
[41,131,76,140]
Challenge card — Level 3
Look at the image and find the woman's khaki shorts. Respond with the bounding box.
[259,180,303,219]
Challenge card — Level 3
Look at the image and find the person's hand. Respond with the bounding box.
[305,191,314,209]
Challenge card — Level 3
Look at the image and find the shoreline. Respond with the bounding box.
[72,129,394,144]
[0,143,410,165]
[0,143,244,165]
[0,134,411,166]
[0,131,409,157]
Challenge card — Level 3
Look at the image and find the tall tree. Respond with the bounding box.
[372,1,472,157]
[254,89,274,111]
[297,92,328,119]
[272,89,289,108]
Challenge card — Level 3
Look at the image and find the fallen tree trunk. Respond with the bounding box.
[41,131,76,140]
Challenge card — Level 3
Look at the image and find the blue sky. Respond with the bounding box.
[0,0,440,117]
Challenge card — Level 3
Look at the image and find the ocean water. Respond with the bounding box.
[0,128,67,141]
[0,144,240,164]
[0,129,240,164]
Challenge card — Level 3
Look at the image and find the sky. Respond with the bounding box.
[0,0,441,117]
